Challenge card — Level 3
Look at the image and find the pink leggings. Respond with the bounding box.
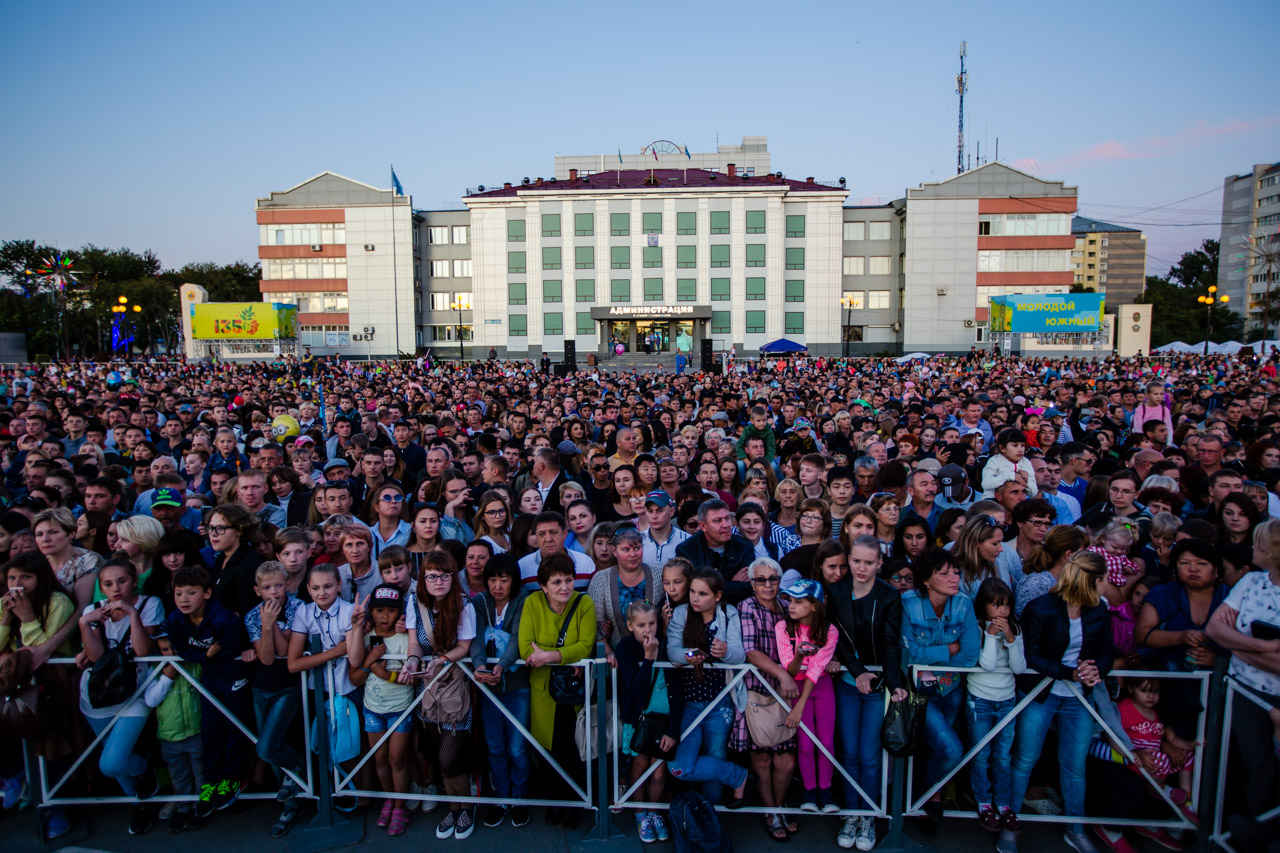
[795,673,836,790]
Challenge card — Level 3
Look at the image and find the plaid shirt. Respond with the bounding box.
[738,597,785,694]
[1087,546,1139,587]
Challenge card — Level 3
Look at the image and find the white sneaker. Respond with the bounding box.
[416,783,440,815]
[837,815,858,849]
[1063,831,1101,853]
[856,816,877,852]
[1023,797,1063,816]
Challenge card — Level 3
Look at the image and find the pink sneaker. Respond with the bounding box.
[1091,826,1139,853]
[1134,826,1183,851]
[377,798,395,828]
[388,807,410,837]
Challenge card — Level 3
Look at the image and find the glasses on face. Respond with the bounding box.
[379,494,405,504]
[484,508,508,517]
[207,524,231,536]
[1028,518,1052,527]
[422,573,451,584]
[800,513,824,523]
[751,575,781,586]
[592,464,608,472]
[890,573,912,584]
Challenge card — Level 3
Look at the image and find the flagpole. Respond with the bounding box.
[390,164,401,360]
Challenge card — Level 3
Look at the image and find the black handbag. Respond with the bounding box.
[880,688,927,757]
[548,594,586,705]
[88,645,137,709]
[629,669,674,759]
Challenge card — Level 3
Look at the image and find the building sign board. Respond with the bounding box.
[192,303,298,340]
[988,294,1105,334]
[590,305,713,320]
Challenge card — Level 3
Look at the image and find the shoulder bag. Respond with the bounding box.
[629,667,676,759]
[548,593,586,706]
[417,599,472,726]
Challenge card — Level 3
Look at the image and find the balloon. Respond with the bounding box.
[271,414,301,443]
[615,344,625,355]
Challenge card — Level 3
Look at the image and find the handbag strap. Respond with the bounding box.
[555,593,583,650]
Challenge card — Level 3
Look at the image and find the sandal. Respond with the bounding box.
[785,815,799,834]
[765,814,789,842]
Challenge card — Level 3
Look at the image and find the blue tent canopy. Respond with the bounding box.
[758,338,808,353]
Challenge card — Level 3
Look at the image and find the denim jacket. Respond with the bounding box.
[899,590,980,695]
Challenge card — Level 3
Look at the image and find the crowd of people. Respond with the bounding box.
[0,349,1277,853]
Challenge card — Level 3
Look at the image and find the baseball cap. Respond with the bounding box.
[1045,408,1065,418]
[915,458,942,475]
[370,584,405,611]
[151,487,183,509]
[324,458,351,473]
[294,436,315,447]
[557,440,580,455]
[793,417,812,430]
[780,578,824,602]
[937,464,967,499]
[178,404,195,414]
[644,490,674,508]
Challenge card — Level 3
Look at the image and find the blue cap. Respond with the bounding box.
[780,578,824,602]
[644,490,674,508]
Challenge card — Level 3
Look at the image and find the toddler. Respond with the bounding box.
[1089,520,1141,605]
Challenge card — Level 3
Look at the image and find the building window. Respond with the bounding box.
[974,323,986,343]
[263,258,348,280]
[844,325,864,343]
[574,213,593,236]
[677,245,696,268]
[677,278,696,302]
[608,245,630,270]
[430,292,450,311]
[745,310,765,333]
[575,279,595,302]
[544,313,563,335]
[508,283,527,305]
[452,292,472,310]
[451,226,469,245]
[977,249,1069,272]
[711,278,730,302]
[542,214,560,237]
[843,256,865,275]
[428,226,449,244]
[785,248,805,270]
[977,213,1071,236]
[543,247,561,270]
[544,280,562,303]
[642,212,662,233]
[677,212,696,235]
[710,211,730,234]
[575,246,594,269]
[746,244,765,268]
[1101,238,1109,247]
[746,210,766,234]
[508,220,525,242]
[868,256,890,275]
[451,259,472,277]
[978,220,991,236]
[786,215,805,237]
[577,312,594,335]
[271,292,349,312]
[711,310,731,334]
[869,221,891,241]
[785,280,804,302]
[509,314,527,336]
[261,223,345,246]
[843,222,865,241]
[508,252,526,274]
[611,279,630,302]
[1100,274,1108,282]
[430,260,450,277]
[643,246,662,268]
[785,312,804,334]
[610,212,629,236]
[643,278,663,301]
[868,290,890,310]
[710,244,730,268]
[845,291,865,310]
[745,277,766,300]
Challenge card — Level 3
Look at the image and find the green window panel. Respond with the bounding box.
[642,212,662,233]
[711,311,731,334]
[507,220,525,242]
[786,248,805,269]
[508,282,527,305]
[745,310,765,333]
[785,312,804,334]
[543,247,561,270]
[577,312,594,335]
[710,245,730,268]
[785,280,804,302]
[746,244,765,268]
[746,210,766,234]
[642,246,662,268]
[643,278,663,301]
[676,278,696,302]
[711,277,730,301]
[677,245,696,268]
[610,212,629,236]
[544,313,563,335]
[745,277,765,300]
[509,314,527,336]
[611,279,630,302]
[611,245,630,269]
[786,215,805,237]
[710,211,730,234]
[575,279,595,302]
[541,214,560,237]
[575,246,594,269]
[574,213,593,236]
[543,280,562,303]
[508,251,526,274]
[677,212,696,235]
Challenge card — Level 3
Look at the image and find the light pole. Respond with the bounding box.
[111,296,142,355]
[450,298,466,363]
[840,294,857,358]
[1197,285,1229,357]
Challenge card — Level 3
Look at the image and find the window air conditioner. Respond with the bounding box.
[364,244,375,251]
[310,244,322,251]
[964,319,975,328]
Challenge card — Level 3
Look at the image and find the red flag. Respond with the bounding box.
[653,148,658,162]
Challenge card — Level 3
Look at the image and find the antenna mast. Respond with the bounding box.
[956,41,967,175]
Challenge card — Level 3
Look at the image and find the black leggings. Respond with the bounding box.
[423,724,472,780]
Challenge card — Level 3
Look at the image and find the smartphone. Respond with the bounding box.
[1251,621,1280,642]
[867,675,884,692]
[684,649,703,660]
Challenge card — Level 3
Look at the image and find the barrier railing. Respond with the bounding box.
[1209,673,1280,853]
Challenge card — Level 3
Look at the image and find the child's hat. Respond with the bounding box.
[780,578,823,603]
[370,584,405,610]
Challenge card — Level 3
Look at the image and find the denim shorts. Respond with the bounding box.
[363,707,414,734]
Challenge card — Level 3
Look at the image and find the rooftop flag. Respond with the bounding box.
[618,147,623,164]
[391,167,404,196]
[653,148,658,162]
[684,145,691,160]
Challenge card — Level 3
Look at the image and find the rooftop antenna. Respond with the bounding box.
[956,41,967,175]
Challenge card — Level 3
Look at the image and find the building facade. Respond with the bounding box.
[1218,162,1280,329]
[839,203,906,353]
[255,172,415,358]
[555,135,771,181]
[1071,216,1147,306]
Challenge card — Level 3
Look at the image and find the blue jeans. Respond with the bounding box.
[835,677,885,810]
[480,688,531,799]
[252,685,303,781]
[922,686,965,789]
[1010,691,1093,832]
[965,694,1015,808]
[670,699,747,805]
[87,714,149,796]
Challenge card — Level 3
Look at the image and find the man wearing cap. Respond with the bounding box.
[149,484,200,534]
[640,491,689,567]
[935,463,976,512]
[780,418,818,459]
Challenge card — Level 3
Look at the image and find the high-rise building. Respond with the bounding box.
[1071,216,1147,305]
[1218,162,1280,330]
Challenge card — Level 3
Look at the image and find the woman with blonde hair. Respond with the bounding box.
[112,515,165,594]
[953,515,1006,599]
[771,478,802,534]
[33,507,103,606]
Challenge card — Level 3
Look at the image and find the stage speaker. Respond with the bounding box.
[563,339,576,369]
[553,363,570,378]
[700,338,714,370]
[706,362,722,375]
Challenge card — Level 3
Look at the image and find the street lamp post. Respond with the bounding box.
[840,295,857,359]
[450,298,466,363]
[1197,285,1230,357]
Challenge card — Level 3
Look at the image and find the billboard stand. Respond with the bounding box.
[190,302,300,362]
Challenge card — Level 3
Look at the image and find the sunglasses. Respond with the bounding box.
[379,494,405,504]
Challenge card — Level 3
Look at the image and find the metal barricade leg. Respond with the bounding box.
[296,642,363,852]
[583,654,624,843]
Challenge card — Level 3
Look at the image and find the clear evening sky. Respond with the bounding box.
[2,1,1276,277]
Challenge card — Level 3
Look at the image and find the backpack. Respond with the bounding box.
[669,791,732,853]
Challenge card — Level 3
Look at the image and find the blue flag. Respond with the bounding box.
[391,167,404,196]
[617,147,623,164]
[684,145,691,160]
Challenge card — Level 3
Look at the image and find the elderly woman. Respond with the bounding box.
[519,553,597,828]
[33,507,102,606]
[588,526,665,654]
[731,557,799,841]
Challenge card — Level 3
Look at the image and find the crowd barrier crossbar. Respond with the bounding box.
[904,665,1209,831]
[609,661,889,818]
[1209,675,1280,853]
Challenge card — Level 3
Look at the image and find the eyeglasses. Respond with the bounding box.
[207,524,231,536]
[751,576,781,586]
[870,492,895,500]
[592,464,608,472]
[978,515,1001,528]
[800,513,825,523]
[1028,518,1052,527]
[422,573,451,584]
[379,494,405,504]
[890,573,912,583]
[484,508,508,517]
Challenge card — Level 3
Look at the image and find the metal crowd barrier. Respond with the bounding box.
[1209,673,1280,853]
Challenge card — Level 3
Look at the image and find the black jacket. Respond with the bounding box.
[676,533,755,603]
[615,636,683,742]
[1017,593,1116,701]
[213,544,266,618]
[827,577,905,691]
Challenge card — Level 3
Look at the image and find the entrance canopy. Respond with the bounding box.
[759,338,807,354]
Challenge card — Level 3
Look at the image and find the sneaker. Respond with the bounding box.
[1064,830,1103,853]
[801,789,820,812]
[272,801,302,839]
[195,784,216,820]
[455,808,475,840]
[1092,826,1140,853]
[213,779,240,811]
[995,829,1020,853]
[129,803,155,836]
[1023,797,1063,816]
[1133,827,1183,851]
[134,766,159,800]
[637,811,657,843]
[414,782,440,815]
[169,811,192,834]
[856,816,877,852]
[483,804,510,828]
[159,801,177,820]
[510,805,531,827]
[838,815,859,849]
[389,807,410,837]
[43,807,70,840]
[652,812,670,841]
[378,798,395,828]
[277,776,302,804]
[436,810,457,839]
[819,788,840,814]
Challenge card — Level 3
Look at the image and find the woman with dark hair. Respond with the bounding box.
[207,503,264,616]
[144,530,206,608]
[892,516,932,565]
[407,502,444,576]
[75,509,112,557]
[508,512,540,563]
[870,493,900,550]
[810,539,849,587]
[780,498,831,574]
[1219,492,1262,546]
[268,467,310,527]
[1242,439,1280,481]
[604,464,639,523]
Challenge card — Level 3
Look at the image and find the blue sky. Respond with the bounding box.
[2,0,1276,276]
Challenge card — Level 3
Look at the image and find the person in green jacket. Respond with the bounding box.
[736,406,777,463]
[145,632,206,830]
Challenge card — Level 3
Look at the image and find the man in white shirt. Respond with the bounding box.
[517,512,596,591]
[640,491,690,568]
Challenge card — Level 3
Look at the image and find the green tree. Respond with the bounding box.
[1138,238,1242,347]
[164,261,261,303]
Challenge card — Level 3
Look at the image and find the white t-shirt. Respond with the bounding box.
[79,595,165,719]
[1051,617,1084,698]
[481,535,509,555]
[1222,571,1280,697]
[290,598,356,696]
[414,596,477,655]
